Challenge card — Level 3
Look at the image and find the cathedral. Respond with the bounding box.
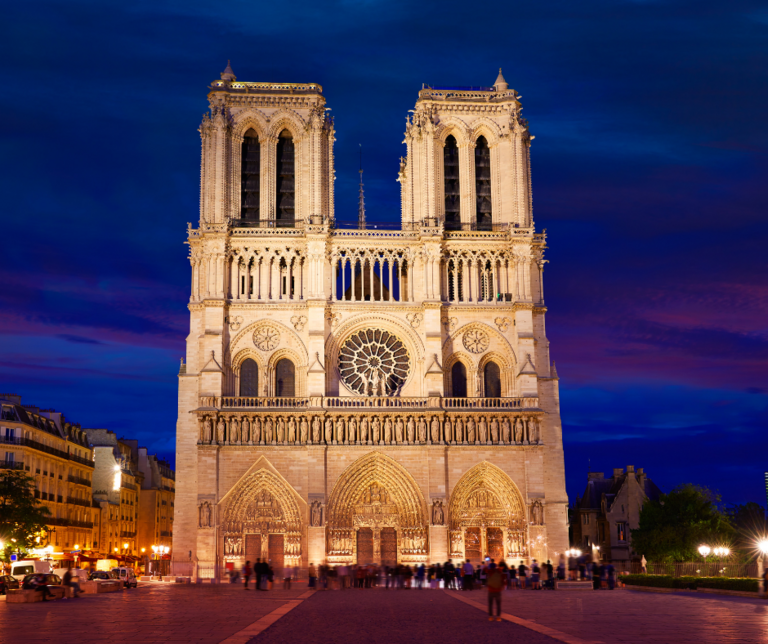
[173,63,568,575]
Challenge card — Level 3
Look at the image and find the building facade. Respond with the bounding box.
[173,65,568,573]
[0,394,98,557]
[137,449,176,556]
[571,466,661,562]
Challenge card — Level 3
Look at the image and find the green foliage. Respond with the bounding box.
[726,502,768,554]
[630,484,734,562]
[0,470,51,561]
[623,574,757,593]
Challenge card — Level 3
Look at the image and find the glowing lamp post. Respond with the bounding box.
[757,539,768,598]
[698,545,711,558]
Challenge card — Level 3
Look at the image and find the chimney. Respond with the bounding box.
[626,465,635,474]
[612,468,624,478]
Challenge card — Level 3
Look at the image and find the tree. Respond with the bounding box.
[0,470,51,562]
[631,484,734,562]
[726,502,768,554]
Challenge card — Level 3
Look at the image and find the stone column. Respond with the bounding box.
[373,527,381,565]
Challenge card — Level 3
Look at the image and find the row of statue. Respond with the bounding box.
[199,414,542,446]
[328,529,354,555]
[449,529,528,557]
[400,528,427,554]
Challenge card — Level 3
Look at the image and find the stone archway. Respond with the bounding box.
[221,468,303,568]
[448,462,526,564]
[326,452,428,565]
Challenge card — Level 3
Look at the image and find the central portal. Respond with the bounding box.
[268,534,284,569]
[357,528,373,564]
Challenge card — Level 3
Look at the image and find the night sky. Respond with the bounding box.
[1,0,766,507]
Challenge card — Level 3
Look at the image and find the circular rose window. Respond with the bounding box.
[339,329,410,396]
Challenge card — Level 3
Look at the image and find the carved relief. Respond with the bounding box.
[441,316,457,332]
[229,315,244,331]
[406,312,423,328]
[290,315,307,331]
[463,328,489,354]
[494,316,511,332]
[253,326,280,351]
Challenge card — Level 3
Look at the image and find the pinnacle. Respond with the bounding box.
[221,60,236,82]
[493,67,508,91]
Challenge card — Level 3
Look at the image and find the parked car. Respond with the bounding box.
[11,560,52,581]
[88,570,116,581]
[112,567,138,588]
[0,574,20,595]
[21,573,62,589]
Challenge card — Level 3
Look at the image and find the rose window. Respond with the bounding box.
[339,329,410,396]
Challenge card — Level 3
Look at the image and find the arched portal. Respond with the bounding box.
[222,468,303,568]
[326,452,428,565]
[448,462,526,564]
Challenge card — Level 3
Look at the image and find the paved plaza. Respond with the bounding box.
[1,583,767,644]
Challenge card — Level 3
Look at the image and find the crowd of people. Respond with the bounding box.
[233,555,619,592]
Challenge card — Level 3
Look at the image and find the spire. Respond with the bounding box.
[493,67,508,92]
[358,144,366,230]
[220,60,236,82]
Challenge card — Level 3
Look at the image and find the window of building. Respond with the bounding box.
[240,129,260,221]
[617,522,627,542]
[275,130,295,227]
[275,358,295,397]
[474,136,492,230]
[451,362,467,398]
[444,135,460,229]
[483,361,501,397]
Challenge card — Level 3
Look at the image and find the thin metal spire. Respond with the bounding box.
[358,144,366,230]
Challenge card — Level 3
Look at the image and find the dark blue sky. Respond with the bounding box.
[1,0,766,506]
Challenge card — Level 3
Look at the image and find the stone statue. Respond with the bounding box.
[431,416,440,443]
[406,416,416,443]
[335,417,345,443]
[242,416,251,443]
[467,417,476,443]
[490,417,499,443]
[455,417,464,443]
[312,416,321,443]
[348,417,357,444]
[531,500,544,525]
[444,417,453,444]
[277,417,286,443]
[288,417,297,443]
[529,418,539,444]
[417,417,427,443]
[203,417,213,443]
[230,417,240,443]
[360,417,369,444]
[323,417,332,444]
[300,417,309,444]
[198,502,212,528]
[395,417,404,443]
[502,418,511,444]
[216,417,226,444]
[372,417,381,443]
[450,531,462,554]
[431,499,444,525]
[384,417,393,444]
[265,417,274,443]
[478,417,488,443]
[514,417,523,443]
[310,501,323,527]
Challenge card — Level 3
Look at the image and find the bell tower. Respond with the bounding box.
[399,69,533,229]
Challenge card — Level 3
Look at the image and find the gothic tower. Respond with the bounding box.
[173,65,567,577]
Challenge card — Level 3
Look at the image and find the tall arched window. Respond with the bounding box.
[241,129,260,221]
[275,358,295,397]
[444,135,460,230]
[451,362,467,398]
[240,358,259,397]
[275,130,295,227]
[475,136,492,230]
[484,361,501,398]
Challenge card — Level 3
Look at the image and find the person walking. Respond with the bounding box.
[62,569,81,598]
[487,563,506,622]
[283,564,292,589]
[243,561,252,590]
[462,560,474,590]
[308,563,317,589]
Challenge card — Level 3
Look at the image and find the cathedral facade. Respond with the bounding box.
[173,64,568,574]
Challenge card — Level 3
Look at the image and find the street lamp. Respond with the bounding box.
[757,539,768,598]
[698,545,711,558]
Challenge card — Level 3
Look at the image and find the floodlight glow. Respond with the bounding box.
[758,539,768,555]
[698,545,711,556]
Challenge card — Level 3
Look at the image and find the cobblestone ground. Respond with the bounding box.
[2,583,768,644]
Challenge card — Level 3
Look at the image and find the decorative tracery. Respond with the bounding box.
[339,329,411,396]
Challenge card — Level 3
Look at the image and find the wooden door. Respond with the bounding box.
[380,528,397,566]
[464,527,481,563]
[357,528,374,564]
[245,534,262,560]
[268,534,284,570]
[487,528,503,561]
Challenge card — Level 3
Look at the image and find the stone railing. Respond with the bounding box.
[200,396,539,411]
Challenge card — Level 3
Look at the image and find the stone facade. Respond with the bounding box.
[571,466,662,562]
[173,65,568,573]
